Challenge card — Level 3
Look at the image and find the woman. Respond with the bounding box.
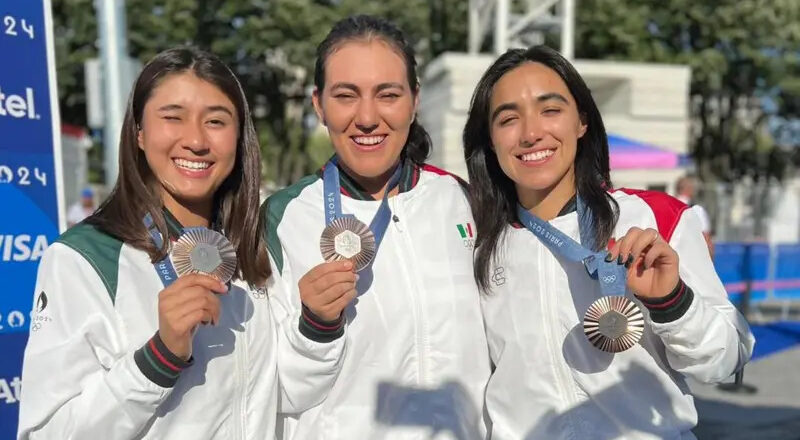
[18,47,315,439]
[464,45,755,439]
[263,15,491,440]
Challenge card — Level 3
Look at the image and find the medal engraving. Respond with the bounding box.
[334,230,362,258]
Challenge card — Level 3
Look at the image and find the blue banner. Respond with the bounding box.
[0,0,63,437]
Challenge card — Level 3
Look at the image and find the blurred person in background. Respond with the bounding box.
[676,174,714,258]
[67,187,96,227]
[262,14,491,440]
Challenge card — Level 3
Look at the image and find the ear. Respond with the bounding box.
[137,124,145,151]
[412,85,420,123]
[577,114,588,139]
[311,87,326,126]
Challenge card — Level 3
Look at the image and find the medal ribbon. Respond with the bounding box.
[144,212,183,288]
[516,196,627,296]
[322,155,403,253]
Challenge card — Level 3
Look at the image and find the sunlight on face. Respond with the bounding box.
[138,72,239,209]
[489,62,586,204]
[313,39,418,180]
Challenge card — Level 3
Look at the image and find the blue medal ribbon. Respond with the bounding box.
[516,196,626,296]
[144,212,181,287]
[322,156,402,255]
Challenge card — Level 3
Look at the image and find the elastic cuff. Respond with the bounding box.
[134,332,193,388]
[637,279,695,323]
[298,304,345,343]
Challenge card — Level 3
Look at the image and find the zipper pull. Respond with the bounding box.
[392,214,404,232]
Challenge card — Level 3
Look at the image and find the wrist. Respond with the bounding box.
[298,303,345,342]
[636,279,694,323]
[134,331,194,388]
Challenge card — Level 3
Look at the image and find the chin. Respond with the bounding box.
[343,156,396,178]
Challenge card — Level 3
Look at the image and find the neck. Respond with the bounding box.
[162,192,212,228]
[518,167,577,221]
[341,160,401,199]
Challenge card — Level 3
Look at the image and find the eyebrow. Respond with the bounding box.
[206,105,234,117]
[490,102,518,123]
[537,92,569,104]
[157,104,184,112]
[490,92,570,122]
[376,82,406,92]
[157,104,234,117]
[330,82,359,93]
[329,82,406,93]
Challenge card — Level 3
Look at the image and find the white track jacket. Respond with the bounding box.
[482,189,755,440]
[18,213,342,439]
[263,160,492,440]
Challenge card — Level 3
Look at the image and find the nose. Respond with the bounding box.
[181,120,209,154]
[519,113,543,148]
[354,99,379,133]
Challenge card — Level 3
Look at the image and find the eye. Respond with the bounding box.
[163,115,181,121]
[542,107,562,115]
[498,116,517,126]
[207,119,227,127]
[334,93,357,100]
[379,93,400,100]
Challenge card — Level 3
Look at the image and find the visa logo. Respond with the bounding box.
[0,234,48,261]
[0,86,39,120]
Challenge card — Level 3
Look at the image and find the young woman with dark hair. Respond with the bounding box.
[464,45,754,439]
[19,47,294,439]
[263,14,491,440]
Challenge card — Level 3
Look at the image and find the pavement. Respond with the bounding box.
[690,345,800,439]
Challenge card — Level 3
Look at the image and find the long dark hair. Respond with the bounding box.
[464,45,618,292]
[314,14,431,164]
[87,46,270,286]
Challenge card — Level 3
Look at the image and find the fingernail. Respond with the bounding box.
[355,274,360,282]
[344,261,353,269]
[604,252,614,262]
[617,255,624,265]
[624,255,634,269]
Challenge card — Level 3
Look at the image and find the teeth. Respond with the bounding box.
[174,158,211,170]
[520,150,554,162]
[353,135,385,146]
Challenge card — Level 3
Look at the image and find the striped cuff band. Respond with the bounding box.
[637,279,695,323]
[299,304,345,343]
[134,332,193,388]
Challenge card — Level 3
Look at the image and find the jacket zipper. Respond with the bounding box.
[233,293,248,439]
[541,244,580,439]
[389,197,430,385]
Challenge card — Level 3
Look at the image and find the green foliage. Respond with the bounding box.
[53,0,467,185]
[52,0,798,183]
[575,0,800,180]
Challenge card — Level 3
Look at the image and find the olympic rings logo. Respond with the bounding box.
[602,275,617,284]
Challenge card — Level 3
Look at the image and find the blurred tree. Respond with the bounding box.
[53,0,467,186]
[575,0,800,181]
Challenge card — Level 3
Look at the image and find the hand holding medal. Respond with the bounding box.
[145,214,239,360]
[606,227,680,300]
[298,260,358,322]
[518,198,647,353]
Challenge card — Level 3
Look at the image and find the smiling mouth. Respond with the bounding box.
[351,135,387,147]
[173,158,213,170]
[517,149,555,162]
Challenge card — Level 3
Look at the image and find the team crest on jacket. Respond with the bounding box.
[456,222,475,249]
